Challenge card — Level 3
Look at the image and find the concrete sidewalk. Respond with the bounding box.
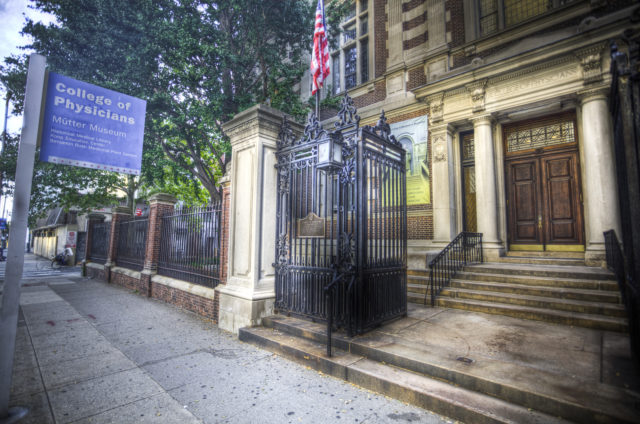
[8,273,452,424]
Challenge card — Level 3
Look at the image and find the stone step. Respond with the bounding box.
[456,271,619,291]
[465,263,615,281]
[441,287,626,318]
[407,282,428,294]
[241,315,639,424]
[493,256,585,266]
[450,279,621,303]
[436,297,628,332]
[407,291,427,305]
[505,251,585,259]
[407,269,430,278]
[240,326,570,424]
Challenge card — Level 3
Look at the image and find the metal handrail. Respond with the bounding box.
[426,232,483,306]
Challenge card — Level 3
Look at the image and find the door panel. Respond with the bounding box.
[507,159,541,244]
[542,152,583,244]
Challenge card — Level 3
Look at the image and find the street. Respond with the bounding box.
[7,254,452,423]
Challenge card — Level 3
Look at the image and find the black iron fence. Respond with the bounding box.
[275,96,407,347]
[115,217,148,271]
[158,203,221,289]
[427,232,483,306]
[88,221,110,264]
[609,33,640,365]
[604,230,639,362]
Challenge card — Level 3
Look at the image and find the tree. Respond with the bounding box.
[156,0,314,202]
[2,0,332,212]
[0,0,181,220]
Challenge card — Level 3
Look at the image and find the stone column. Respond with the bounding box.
[472,114,502,258]
[105,206,131,282]
[580,88,621,266]
[141,194,177,296]
[431,123,457,244]
[216,104,302,334]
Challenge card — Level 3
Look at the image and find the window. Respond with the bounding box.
[477,0,565,37]
[332,55,341,95]
[332,0,371,93]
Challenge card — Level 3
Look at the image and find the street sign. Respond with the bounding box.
[135,208,142,217]
[39,72,146,175]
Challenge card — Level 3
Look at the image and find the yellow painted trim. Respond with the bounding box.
[510,244,544,251]
[546,244,585,252]
[509,244,585,252]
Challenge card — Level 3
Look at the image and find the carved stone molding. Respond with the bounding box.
[430,124,453,163]
[578,86,609,104]
[426,93,445,124]
[433,135,447,163]
[465,79,488,113]
[470,113,494,127]
[575,42,606,85]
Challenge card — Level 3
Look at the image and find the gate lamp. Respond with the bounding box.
[317,135,343,171]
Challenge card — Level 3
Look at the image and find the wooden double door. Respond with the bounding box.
[506,147,584,250]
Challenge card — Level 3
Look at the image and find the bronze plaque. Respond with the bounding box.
[297,213,325,238]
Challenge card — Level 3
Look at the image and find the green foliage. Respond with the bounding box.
[157,0,315,200]
[1,0,179,223]
[1,0,318,218]
[326,0,352,50]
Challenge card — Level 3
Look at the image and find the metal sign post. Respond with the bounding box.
[0,53,46,421]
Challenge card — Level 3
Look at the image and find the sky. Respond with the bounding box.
[0,0,56,220]
[0,0,56,134]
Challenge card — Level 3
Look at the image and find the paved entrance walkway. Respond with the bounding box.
[7,265,450,424]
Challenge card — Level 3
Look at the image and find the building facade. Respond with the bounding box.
[302,0,640,266]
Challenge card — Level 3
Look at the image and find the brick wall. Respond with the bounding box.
[86,265,107,281]
[111,270,146,293]
[402,0,425,12]
[403,32,428,51]
[353,80,387,108]
[151,282,219,323]
[408,214,433,239]
[446,0,465,48]
[144,202,174,270]
[374,0,387,78]
[219,183,231,286]
[407,67,427,91]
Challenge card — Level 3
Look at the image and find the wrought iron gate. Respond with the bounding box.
[274,96,407,336]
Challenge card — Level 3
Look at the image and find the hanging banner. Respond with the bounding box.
[39,72,146,175]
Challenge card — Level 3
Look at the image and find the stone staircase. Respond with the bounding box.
[408,255,628,332]
[239,311,640,424]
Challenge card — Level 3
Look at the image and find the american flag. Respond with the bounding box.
[310,0,330,95]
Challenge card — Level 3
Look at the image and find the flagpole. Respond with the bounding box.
[315,90,320,119]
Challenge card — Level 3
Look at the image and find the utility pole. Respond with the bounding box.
[0,54,46,422]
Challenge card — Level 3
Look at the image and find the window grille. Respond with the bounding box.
[505,117,576,153]
[360,40,369,83]
[345,46,357,90]
[504,0,551,27]
[479,0,498,36]
[462,132,475,162]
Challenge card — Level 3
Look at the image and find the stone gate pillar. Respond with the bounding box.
[216,104,302,334]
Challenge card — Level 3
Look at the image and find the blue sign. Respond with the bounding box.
[0,218,6,230]
[39,72,146,175]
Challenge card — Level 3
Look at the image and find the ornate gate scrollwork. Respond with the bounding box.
[274,95,407,337]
